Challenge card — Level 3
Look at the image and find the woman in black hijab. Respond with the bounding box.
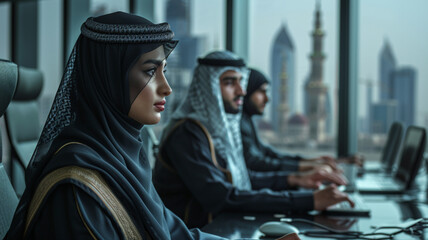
[5,12,225,240]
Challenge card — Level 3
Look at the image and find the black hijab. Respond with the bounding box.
[243,68,269,116]
[6,12,178,239]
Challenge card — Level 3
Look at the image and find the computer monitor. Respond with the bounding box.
[394,126,426,190]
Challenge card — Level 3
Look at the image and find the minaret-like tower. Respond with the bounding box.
[278,52,289,135]
[304,2,328,142]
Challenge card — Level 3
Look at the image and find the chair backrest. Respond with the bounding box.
[5,66,44,197]
[0,59,19,239]
[380,122,404,172]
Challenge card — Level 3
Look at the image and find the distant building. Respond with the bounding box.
[371,101,397,133]
[278,56,290,135]
[366,81,374,133]
[371,40,417,131]
[391,67,416,126]
[163,0,205,122]
[287,113,309,145]
[379,40,396,100]
[304,3,328,142]
[270,24,295,133]
[325,91,332,135]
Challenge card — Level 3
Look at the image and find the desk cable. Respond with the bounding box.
[280,218,428,239]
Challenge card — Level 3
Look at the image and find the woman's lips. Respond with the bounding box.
[154,100,166,112]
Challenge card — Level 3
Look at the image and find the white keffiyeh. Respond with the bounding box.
[170,51,251,190]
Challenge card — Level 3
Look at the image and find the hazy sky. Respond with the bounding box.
[359,0,428,125]
[154,0,428,125]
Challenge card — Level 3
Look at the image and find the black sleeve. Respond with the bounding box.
[240,116,300,172]
[247,170,294,191]
[165,121,314,214]
[164,205,228,240]
[261,141,303,162]
[29,184,123,240]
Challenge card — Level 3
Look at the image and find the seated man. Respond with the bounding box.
[241,68,363,173]
[153,51,352,229]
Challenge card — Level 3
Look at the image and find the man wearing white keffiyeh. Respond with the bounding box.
[170,51,251,190]
[153,50,354,229]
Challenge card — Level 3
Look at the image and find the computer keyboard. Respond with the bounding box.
[323,193,371,217]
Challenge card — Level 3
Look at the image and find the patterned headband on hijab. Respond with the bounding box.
[81,16,176,44]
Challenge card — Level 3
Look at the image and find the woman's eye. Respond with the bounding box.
[144,68,156,77]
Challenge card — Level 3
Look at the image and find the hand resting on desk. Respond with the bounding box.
[288,168,348,189]
[314,184,355,210]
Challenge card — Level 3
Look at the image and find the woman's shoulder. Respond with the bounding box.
[51,142,101,160]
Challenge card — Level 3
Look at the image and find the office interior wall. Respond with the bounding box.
[0,2,11,60]
[13,1,38,68]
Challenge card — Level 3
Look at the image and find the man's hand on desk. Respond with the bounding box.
[288,168,348,189]
[301,154,365,172]
[313,184,355,211]
[337,154,365,167]
[299,156,339,172]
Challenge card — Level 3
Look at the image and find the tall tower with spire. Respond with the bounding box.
[270,24,295,133]
[304,2,328,142]
[279,54,290,135]
[379,40,396,101]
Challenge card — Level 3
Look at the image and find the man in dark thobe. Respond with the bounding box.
[241,68,363,173]
[153,51,352,229]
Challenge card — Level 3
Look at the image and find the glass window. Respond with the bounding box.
[90,0,129,16]
[357,0,428,161]
[247,0,338,158]
[153,0,226,130]
[38,0,63,121]
[38,0,130,123]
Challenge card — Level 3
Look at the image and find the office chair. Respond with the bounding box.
[0,59,19,239]
[4,66,44,197]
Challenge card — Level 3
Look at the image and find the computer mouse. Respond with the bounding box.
[259,221,299,237]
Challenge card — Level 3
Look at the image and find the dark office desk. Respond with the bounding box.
[202,194,428,239]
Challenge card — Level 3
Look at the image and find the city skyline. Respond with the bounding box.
[153,0,428,127]
[248,0,428,127]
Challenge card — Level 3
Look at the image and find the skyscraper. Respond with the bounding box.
[366,81,374,132]
[379,40,396,100]
[270,24,295,133]
[372,41,417,132]
[392,67,416,126]
[278,56,290,135]
[371,101,397,133]
[304,2,328,142]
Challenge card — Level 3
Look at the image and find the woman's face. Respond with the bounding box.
[128,46,172,124]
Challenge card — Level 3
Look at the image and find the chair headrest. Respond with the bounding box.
[0,60,18,116]
[13,66,44,101]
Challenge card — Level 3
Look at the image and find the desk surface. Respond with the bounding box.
[202,194,428,239]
